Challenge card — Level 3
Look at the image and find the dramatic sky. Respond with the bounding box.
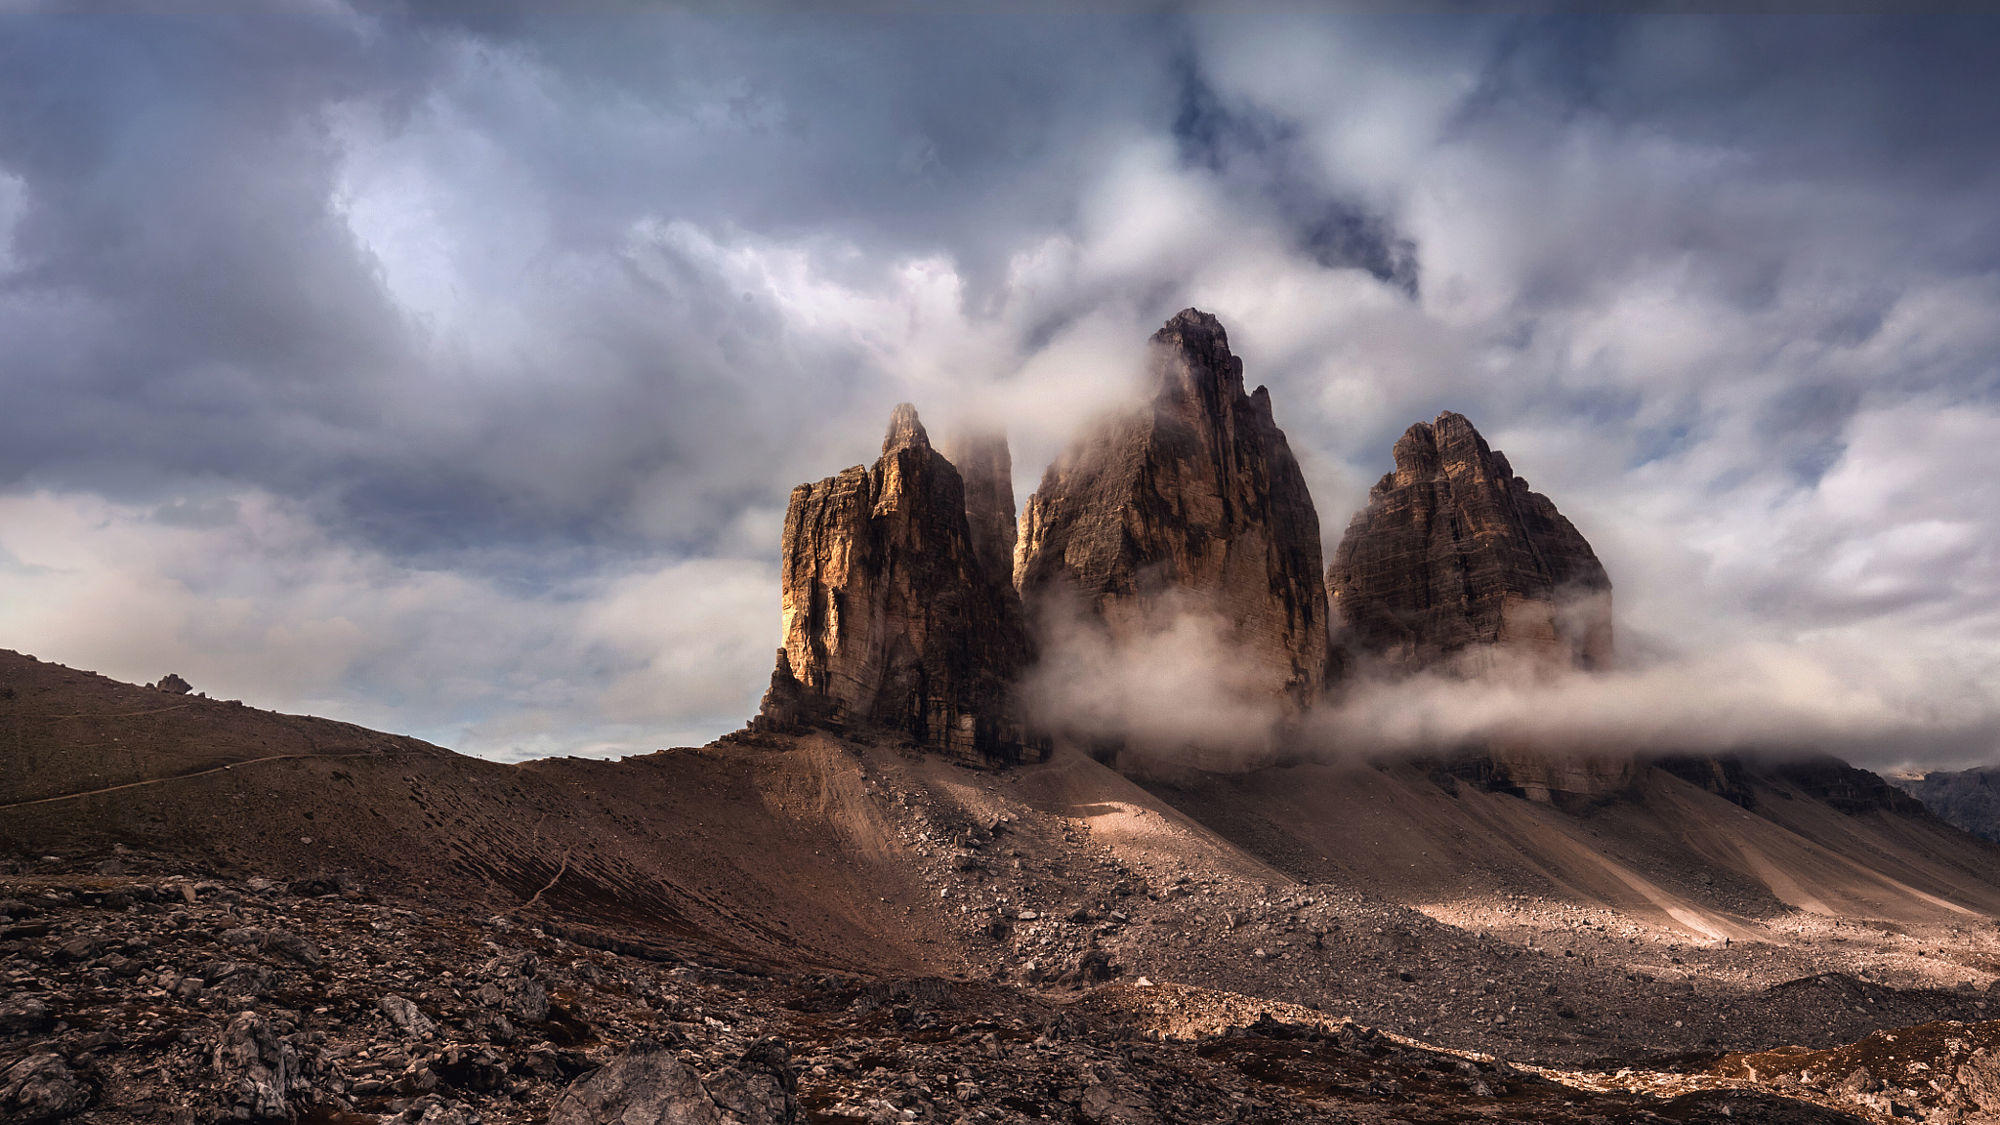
[3,6,1998,768]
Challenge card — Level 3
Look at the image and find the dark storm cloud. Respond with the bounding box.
[0,14,419,472]
[1,7,1998,765]
[1170,52,1419,293]
[0,6,1189,565]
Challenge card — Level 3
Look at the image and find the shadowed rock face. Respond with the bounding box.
[940,427,1017,602]
[1328,411,1612,674]
[756,404,1043,764]
[1015,309,1330,706]
[1899,767,2000,843]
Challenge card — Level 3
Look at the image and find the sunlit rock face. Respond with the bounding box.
[1328,411,1612,675]
[1014,309,1331,708]
[757,404,1044,764]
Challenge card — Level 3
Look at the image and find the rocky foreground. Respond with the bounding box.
[17,857,1986,1125]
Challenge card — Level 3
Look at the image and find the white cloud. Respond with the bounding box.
[0,489,777,761]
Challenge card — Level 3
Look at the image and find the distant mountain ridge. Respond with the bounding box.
[1898,766,2000,843]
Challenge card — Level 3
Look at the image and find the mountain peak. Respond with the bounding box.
[881,402,931,455]
[1332,410,1611,672]
[1152,306,1229,347]
[1018,310,1329,712]
[760,402,1041,764]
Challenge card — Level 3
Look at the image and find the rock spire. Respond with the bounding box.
[1327,411,1611,672]
[756,404,1043,763]
[1014,308,1331,706]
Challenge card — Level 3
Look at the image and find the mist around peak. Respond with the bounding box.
[1019,590,2000,777]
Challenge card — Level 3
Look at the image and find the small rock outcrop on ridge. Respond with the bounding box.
[1015,309,1331,706]
[756,404,1043,764]
[1328,411,1611,673]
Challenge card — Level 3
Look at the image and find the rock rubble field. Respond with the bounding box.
[16,855,1991,1125]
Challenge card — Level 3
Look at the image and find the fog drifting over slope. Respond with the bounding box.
[1,9,1998,767]
[1026,597,2000,774]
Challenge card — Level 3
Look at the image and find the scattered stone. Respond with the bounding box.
[1077,1080,1157,1125]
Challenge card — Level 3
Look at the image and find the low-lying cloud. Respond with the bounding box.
[1309,641,2000,769]
[1020,593,1290,771]
[1023,599,2000,776]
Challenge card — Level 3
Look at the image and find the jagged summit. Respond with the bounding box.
[756,403,1042,764]
[1329,410,1612,673]
[882,401,930,453]
[1150,308,1235,384]
[1015,308,1330,707]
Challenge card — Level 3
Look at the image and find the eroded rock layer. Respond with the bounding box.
[757,404,1042,763]
[1015,308,1330,706]
[1328,411,1611,673]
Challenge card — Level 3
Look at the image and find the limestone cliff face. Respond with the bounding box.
[1328,411,1611,673]
[1015,309,1330,706]
[756,405,1043,763]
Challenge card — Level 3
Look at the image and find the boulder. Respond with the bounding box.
[1955,1049,2000,1115]
[378,994,437,1040]
[548,1045,723,1125]
[1016,309,1330,706]
[0,993,51,1034]
[0,1054,91,1122]
[212,1011,292,1121]
[705,1038,798,1125]
[756,404,1043,763]
[1327,411,1611,673]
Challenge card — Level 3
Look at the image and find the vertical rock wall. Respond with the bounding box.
[1015,309,1331,707]
[940,428,1018,603]
[756,404,1043,763]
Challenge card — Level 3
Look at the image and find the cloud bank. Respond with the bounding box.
[2,8,1998,766]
